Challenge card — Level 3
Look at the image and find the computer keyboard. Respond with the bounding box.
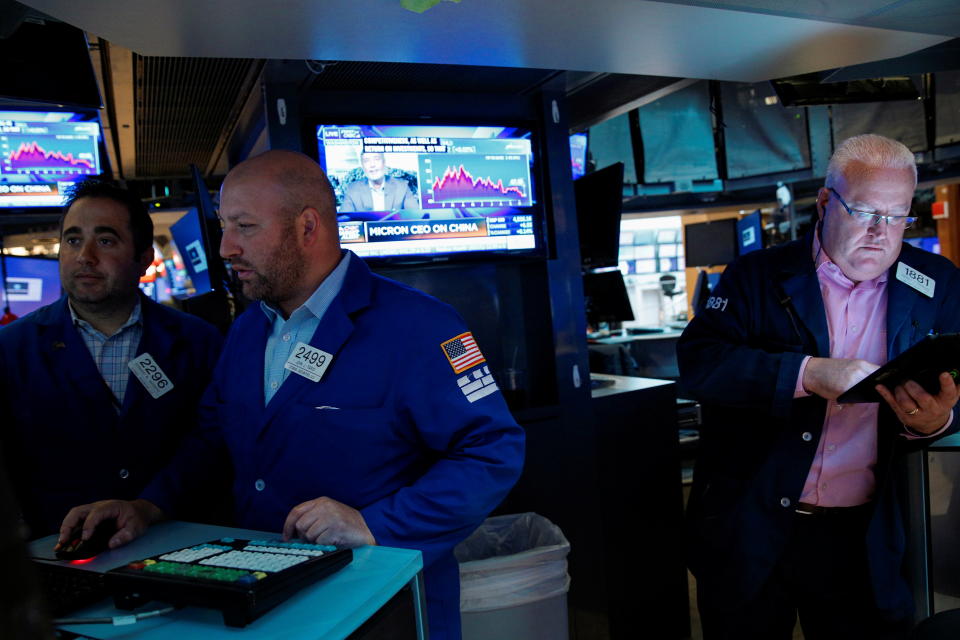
[105,538,353,627]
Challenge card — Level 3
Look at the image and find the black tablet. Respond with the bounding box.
[837,333,960,404]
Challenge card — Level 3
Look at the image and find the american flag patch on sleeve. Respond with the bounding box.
[441,331,486,373]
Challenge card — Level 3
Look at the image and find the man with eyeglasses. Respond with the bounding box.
[678,134,960,639]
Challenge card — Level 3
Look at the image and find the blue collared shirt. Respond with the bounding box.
[261,252,351,404]
[70,298,143,409]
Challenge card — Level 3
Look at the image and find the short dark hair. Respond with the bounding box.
[60,180,154,256]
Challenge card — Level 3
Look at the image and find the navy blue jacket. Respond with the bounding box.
[678,235,960,618]
[0,296,222,538]
[142,253,525,640]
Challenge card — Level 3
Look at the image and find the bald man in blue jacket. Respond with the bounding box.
[64,151,524,640]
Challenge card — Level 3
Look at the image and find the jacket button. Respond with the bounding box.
[801,432,813,442]
[254,479,265,492]
[780,497,791,508]
[119,469,130,479]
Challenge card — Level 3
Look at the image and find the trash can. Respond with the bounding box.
[455,513,571,640]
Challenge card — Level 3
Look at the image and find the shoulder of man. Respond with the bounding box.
[366,271,462,327]
[0,296,68,342]
[897,241,958,279]
[712,234,811,283]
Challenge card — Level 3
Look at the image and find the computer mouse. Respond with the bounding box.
[55,520,118,560]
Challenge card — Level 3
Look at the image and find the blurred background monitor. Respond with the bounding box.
[0,255,60,318]
[905,236,940,254]
[574,162,625,270]
[684,218,738,267]
[583,269,635,326]
[569,132,588,179]
[737,210,763,256]
[168,207,213,299]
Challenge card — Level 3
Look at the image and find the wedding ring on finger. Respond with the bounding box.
[906,408,920,415]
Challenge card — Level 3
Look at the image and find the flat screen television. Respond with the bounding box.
[312,123,544,263]
[574,162,625,270]
[0,255,60,318]
[684,218,739,267]
[0,110,102,208]
[0,20,101,109]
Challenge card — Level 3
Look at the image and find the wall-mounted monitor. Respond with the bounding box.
[0,20,101,109]
[312,123,544,263]
[0,255,60,318]
[684,219,738,267]
[574,162,624,270]
[0,111,102,209]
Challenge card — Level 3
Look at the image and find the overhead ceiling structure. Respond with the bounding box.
[22,0,960,80]
[16,0,960,182]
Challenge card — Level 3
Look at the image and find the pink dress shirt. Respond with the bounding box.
[793,236,948,507]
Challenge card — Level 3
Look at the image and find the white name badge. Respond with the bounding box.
[896,262,935,298]
[284,342,333,382]
[128,353,174,399]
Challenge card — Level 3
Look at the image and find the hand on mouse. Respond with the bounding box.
[57,499,164,551]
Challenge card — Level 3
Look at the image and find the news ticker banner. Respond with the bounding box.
[339,218,488,243]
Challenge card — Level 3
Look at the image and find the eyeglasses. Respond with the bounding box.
[827,187,917,228]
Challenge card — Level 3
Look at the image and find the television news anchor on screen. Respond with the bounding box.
[61,150,525,640]
[678,134,960,639]
[339,150,419,214]
[0,180,223,540]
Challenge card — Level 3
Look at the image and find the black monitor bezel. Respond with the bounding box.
[301,117,549,266]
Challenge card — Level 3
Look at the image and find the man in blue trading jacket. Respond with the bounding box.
[63,150,525,639]
[0,180,222,540]
[679,134,960,639]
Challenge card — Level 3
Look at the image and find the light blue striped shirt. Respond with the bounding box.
[70,298,144,409]
[261,252,351,405]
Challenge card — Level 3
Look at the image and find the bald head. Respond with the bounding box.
[219,150,344,316]
[225,150,337,226]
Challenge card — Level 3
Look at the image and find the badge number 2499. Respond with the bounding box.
[284,341,333,383]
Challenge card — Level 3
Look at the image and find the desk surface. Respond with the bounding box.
[589,329,684,344]
[590,373,674,398]
[30,521,423,640]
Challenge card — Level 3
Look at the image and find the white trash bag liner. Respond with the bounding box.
[455,512,571,613]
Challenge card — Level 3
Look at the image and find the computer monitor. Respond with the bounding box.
[0,20,101,109]
[574,162,625,270]
[684,219,738,268]
[583,269,635,326]
[169,207,213,299]
[311,122,544,263]
[737,210,763,256]
[0,255,60,318]
[0,111,102,209]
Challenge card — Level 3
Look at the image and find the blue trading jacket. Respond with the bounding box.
[678,235,960,619]
[0,295,223,538]
[143,253,525,640]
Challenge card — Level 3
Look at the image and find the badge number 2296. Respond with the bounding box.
[284,342,333,383]
[128,353,174,399]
